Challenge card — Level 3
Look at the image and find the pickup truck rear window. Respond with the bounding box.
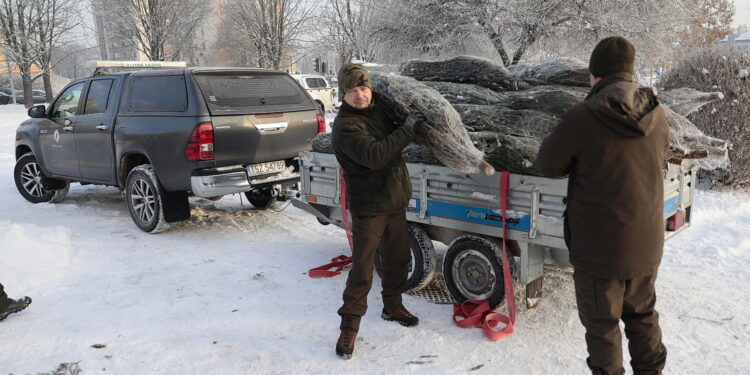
[194,73,314,113]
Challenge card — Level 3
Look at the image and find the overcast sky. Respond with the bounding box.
[735,0,750,26]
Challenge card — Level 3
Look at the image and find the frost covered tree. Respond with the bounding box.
[224,0,313,70]
[31,0,81,101]
[315,0,378,65]
[111,0,210,61]
[375,0,689,66]
[676,0,734,52]
[0,0,41,107]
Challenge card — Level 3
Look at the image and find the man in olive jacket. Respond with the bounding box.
[536,37,669,375]
[331,64,424,359]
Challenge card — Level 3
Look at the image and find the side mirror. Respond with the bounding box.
[28,105,47,118]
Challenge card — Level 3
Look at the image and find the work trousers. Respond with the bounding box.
[573,269,667,375]
[338,212,411,332]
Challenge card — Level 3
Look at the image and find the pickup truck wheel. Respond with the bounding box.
[13,153,68,203]
[442,236,516,309]
[126,165,169,233]
[244,187,274,209]
[374,224,437,292]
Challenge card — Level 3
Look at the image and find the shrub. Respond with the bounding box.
[661,44,750,189]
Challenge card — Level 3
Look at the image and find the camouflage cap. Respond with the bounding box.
[337,63,371,95]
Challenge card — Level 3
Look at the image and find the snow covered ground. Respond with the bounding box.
[0,104,748,374]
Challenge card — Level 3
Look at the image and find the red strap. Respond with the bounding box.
[308,255,353,278]
[308,169,354,278]
[451,171,515,340]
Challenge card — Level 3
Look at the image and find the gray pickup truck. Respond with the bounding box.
[14,67,325,232]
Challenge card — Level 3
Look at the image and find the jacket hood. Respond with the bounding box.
[585,73,661,138]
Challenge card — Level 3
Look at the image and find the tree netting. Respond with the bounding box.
[314,56,731,178]
[370,71,494,175]
[660,88,726,117]
[400,56,523,92]
[507,57,591,87]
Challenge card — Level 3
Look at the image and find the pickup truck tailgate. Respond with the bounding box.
[192,71,318,165]
[211,111,318,164]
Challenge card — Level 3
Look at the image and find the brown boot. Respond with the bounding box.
[335,329,357,359]
[381,304,419,327]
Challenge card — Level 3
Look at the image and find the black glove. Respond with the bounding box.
[402,111,426,141]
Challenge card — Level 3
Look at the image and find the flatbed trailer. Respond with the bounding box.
[292,151,697,308]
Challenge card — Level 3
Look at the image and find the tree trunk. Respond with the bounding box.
[21,72,33,109]
[43,71,53,102]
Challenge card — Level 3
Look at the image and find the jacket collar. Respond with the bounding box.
[586,72,635,100]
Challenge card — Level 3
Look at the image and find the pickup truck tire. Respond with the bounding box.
[125,164,169,233]
[244,187,274,209]
[14,153,70,204]
[375,224,437,292]
[442,236,516,309]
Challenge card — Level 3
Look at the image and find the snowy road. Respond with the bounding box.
[0,104,748,374]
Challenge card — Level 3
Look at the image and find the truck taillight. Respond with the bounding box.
[317,114,326,133]
[184,122,214,161]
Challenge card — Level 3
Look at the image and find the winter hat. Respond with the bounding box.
[337,63,371,95]
[588,36,635,78]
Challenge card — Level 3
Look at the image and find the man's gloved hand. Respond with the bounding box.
[402,111,426,142]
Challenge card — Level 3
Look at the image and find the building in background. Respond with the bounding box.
[91,0,219,66]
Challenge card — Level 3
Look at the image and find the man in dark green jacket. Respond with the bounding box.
[536,37,669,375]
[331,64,424,359]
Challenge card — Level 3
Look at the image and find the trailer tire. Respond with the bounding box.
[442,236,516,309]
[374,224,437,292]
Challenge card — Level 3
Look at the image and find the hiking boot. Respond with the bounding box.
[335,329,357,359]
[381,304,419,327]
[0,296,32,321]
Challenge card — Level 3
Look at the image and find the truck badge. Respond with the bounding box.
[54,129,60,143]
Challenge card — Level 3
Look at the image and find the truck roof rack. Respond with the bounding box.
[87,60,188,75]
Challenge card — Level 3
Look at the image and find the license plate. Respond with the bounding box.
[247,160,286,177]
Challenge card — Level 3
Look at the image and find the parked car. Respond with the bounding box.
[291,74,335,113]
[14,66,326,233]
[0,88,46,104]
[0,91,11,105]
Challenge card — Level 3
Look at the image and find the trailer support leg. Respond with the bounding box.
[525,276,543,309]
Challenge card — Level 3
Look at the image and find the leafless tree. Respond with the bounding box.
[31,0,81,101]
[111,0,210,61]
[224,0,313,70]
[0,0,41,107]
[315,0,378,66]
[375,0,690,67]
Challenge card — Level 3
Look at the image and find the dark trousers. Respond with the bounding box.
[338,212,411,332]
[573,269,667,375]
[0,282,8,312]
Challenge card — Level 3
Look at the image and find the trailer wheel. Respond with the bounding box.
[374,224,437,292]
[442,236,516,309]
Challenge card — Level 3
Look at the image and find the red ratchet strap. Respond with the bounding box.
[452,171,516,340]
[308,169,353,278]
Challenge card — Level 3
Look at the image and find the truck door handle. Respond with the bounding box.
[96,125,108,131]
[63,126,74,132]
